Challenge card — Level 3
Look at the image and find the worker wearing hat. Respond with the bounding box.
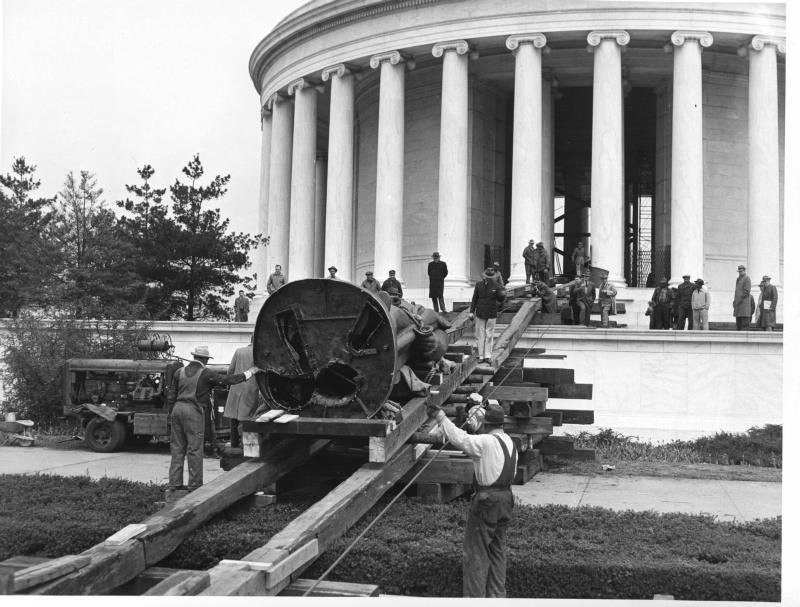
[691,278,710,330]
[733,264,751,330]
[676,274,695,330]
[166,345,262,492]
[327,266,339,280]
[522,239,537,283]
[427,395,518,597]
[532,241,551,282]
[428,252,448,312]
[381,269,403,298]
[649,277,673,330]
[361,270,381,294]
[756,275,778,331]
[470,266,506,363]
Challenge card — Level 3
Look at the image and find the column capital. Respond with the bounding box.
[587,30,630,47]
[369,50,415,70]
[321,63,353,81]
[505,33,547,52]
[287,78,319,96]
[749,35,786,55]
[670,31,713,48]
[266,92,289,111]
[432,40,470,58]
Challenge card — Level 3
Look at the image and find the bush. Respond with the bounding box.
[0,314,151,423]
[0,475,780,600]
[569,425,782,468]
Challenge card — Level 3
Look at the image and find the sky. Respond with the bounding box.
[1,0,307,238]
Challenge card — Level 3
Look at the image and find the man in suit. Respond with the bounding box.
[733,264,752,330]
[234,290,250,322]
[428,252,448,313]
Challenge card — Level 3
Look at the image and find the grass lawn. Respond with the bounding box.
[0,473,781,600]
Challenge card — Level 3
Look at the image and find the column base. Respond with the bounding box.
[443,277,473,290]
[606,272,628,289]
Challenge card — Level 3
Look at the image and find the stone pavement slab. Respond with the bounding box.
[513,472,781,522]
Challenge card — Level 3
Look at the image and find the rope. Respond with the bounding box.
[302,299,551,597]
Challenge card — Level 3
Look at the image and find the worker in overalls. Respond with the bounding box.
[428,398,518,597]
[166,345,261,491]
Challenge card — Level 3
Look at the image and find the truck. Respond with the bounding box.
[64,358,231,452]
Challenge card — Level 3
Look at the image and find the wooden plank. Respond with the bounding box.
[0,556,48,571]
[538,436,575,456]
[546,384,593,400]
[219,539,319,589]
[369,354,479,463]
[201,443,422,596]
[0,564,15,594]
[481,385,548,402]
[241,417,391,438]
[546,408,595,424]
[33,438,328,595]
[406,455,474,484]
[505,417,553,434]
[281,578,380,597]
[538,410,564,426]
[522,367,575,385]
[13,555,92,592]
[491,300,539,368]
[143,571,210,596]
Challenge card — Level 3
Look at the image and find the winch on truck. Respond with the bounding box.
[64,358,231,452]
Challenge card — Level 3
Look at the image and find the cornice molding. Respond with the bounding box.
[505,33,547,52]
[670,30,713,48]
[587,30,630,47]
[432,39,470,58]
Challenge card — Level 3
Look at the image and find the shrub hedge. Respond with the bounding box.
[0,474,780,600]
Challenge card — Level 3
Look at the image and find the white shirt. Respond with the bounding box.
[434,411,517,486]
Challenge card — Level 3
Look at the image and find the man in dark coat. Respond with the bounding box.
[570,271,596,327]
[650,278,673,330]
[757,275,778,331]
[532,242,550,282]
[469,267,506,363]
[234,290,250,322]
[676,274,694,330]
[522,239,536,284]
[733,264,752,330]
[428,252,448,313]
[381,269,403,297]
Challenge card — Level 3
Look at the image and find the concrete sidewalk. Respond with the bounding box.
[0,446,781,522]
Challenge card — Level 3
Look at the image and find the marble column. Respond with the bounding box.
[588,30,629,287]
[322,64,356,282]
[370,51,407,282]
[314,153,327,278]
[670,31,712,285]
[541,76,555,264]
[506,34,546,286]
[256,103,272,293]
[433,40,471,289]
[287,78,318,281]
[746,35,784,286]
[266,93,294,276]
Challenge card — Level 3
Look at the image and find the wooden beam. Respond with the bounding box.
[538,410,564,426]
[491,300,539,368]
[505,417,553,434]
[522,367,575,385]
[546,384,593,400]
[143,571,210,596]
[241,417,391,438]
[13,555,91,592]
[201,444,423,596]
[281,579,380,597]
[406,454,474,484]
[546,408,595,424]
[32,438,328,595]
[480,385,548,402]
[538,436,576,456]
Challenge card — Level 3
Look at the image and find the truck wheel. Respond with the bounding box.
[85,417,127,452]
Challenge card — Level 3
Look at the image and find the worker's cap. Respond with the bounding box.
[483,402,505,426]
[365,271,373,276]
[191,345,213,359]
[762,275,771,281]
[694,278,704,286]
[682,274,690,279]
[432,252,440,258]
[737,264,746,270]
[328,266,338,272]
[389,269,396,274]
[659,278,668,286]
[467,393,484,406]
[528,239,535,244]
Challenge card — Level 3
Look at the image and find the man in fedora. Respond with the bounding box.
[327,266,339,280]
[756,275,778,331]
[676,274,694,330]
[166,345,262,492]
[361,270,381,294]
[522,239,537,284]
[733,264,751,330]
[428,251,448,312]
[427,396,518,597]
[691,278,710,330]
[234,290,250,322]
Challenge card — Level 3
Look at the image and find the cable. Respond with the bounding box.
[302,302,551,597]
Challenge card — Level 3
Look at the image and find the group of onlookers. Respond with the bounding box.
[648,265,777,331]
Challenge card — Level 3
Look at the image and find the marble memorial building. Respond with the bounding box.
[249,0,784,318]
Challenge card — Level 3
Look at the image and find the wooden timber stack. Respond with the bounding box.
[1,288,595,597]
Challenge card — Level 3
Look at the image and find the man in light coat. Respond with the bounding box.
[597,270,617,328]
[361,271,381,294]
[756,275,778,331]
[267,265,286,295]
[223,341,260,449]
[733,264,752,330]
[691,278,710,330]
